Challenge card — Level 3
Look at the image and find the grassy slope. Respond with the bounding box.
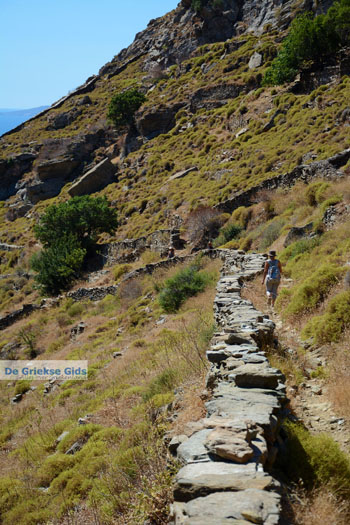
[0,256,220,524]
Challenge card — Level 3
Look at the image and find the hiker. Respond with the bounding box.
[207,240,213,251]
[168,246,175,259]
[262,250,282,307]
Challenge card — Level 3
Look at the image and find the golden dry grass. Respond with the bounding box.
[291,487,350,525]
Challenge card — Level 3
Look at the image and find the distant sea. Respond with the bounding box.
[0,106,49,136]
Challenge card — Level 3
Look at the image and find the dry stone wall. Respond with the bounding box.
[170,250,288,525]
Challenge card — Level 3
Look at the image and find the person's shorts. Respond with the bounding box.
[266,278,280,299]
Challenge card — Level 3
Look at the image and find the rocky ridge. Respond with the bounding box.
[169,250,288,524]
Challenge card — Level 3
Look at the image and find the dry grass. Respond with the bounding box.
[290,487,350,525]
[327,338,350,420]
[171,377,207,435]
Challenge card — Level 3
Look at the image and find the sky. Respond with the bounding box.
[1,0,179,109]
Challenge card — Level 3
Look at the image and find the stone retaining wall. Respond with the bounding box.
[99,228,184,266]
[0,250,222,330]
[169,250,288,525]
[215,148,350,214]
[67,250,222,302]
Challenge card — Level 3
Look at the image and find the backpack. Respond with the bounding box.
[267,259,280,281]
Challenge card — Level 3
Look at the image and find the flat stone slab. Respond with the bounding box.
[173,489,281,525]
[206,390,281,431]
[174,462,279,502]
[230,364,285,389]
[177,429,212,464]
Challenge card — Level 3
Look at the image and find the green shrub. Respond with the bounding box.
[280,237,321,263]
[305,181,330,205]
[280,421,350,496]
[31,234,86,295]
[284,264,344,317]
[259,218,285,250]
[31,196,118,295]
[34,196,118,252]
[158,263,210,312]
[231,206,252,228]
[214,223,242,247]
[142,369,178,401]
[263,1,350,85]
[36,454,75,487]
[107,88,146,130]
[0,477,23,515]
[113,264,132,281]
[14,380,32,396]
[302,291,350,343]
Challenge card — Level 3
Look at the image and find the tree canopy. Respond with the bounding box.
[31,196,118,295]
[34,196,118,251]
[107,88,146,130]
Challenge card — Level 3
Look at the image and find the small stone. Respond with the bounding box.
[56,431,70,444]
[311,385,322,395]
[169,435,188,455]
[113,352,123,358]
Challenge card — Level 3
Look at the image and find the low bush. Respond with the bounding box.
[259,218,286,250]
[280,237,321,264]
[280,421,350,497]
[231,206,252,228]
[214,223,242,247]
[142,370,178,401]
[14,380,32,396]
[113,263,132,281]
[283,264,344,317]
[158,263,210,312]
[36,454,75,487]
[306,182,331,206]
[302,291,350,343]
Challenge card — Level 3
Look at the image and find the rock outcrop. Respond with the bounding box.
[68,158,117,197]
[170,250,287,524]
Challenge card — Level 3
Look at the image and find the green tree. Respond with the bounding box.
[107,88,146,130]
[32,196,118,295]
[34,196,118,252]
[31,234,86,295]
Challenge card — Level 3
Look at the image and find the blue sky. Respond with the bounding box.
[1,0,179,109]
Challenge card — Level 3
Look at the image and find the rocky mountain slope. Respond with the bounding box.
[1,0,350,524]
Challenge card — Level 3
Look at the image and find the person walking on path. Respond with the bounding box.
[262,250,282,307]
[168,246,175,259]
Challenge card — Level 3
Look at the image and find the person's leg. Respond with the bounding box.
[271,281,280,307]
[266,279,273,306]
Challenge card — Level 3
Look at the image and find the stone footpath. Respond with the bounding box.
[169,251,288,525]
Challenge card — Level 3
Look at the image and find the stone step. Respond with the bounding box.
[172,489,281,525]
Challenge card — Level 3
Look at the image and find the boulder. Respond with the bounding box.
[284,222,314,247]
[5,202,32,221]
[46,109,82,130]
[68,158,116,197]
[249,52,263,69]
[0,153,37,200]
[36,157,80,181]
[135,103,183,139]
[70,322,86,341]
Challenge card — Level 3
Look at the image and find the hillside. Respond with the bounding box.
[1,0,350,524]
